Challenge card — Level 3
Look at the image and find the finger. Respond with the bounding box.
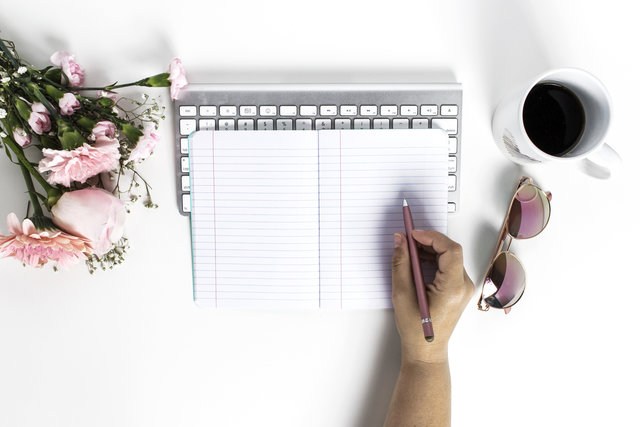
[411,229,464,274]
[391,232,414,302]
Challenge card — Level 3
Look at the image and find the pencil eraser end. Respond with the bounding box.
[425,336,434,342]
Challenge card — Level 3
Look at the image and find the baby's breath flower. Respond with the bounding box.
[0,108,7,119]
[0,131,7,138]
[1,77,10,84]
[17,66,27,74]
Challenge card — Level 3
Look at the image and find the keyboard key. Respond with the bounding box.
[218,119,235,131]
[441,105,458,116]
[448,137,458,154]
[179,119,196,135]
[180,138,189,154]
[280,105,297,116]
[181,157,189,173]
[420,105,438,116]
[412,118,429,129]
[340,105,357,116]
[260,105,277,116]
[392,118,409,129]
[299,105,318,116]
[335,118,351,129]
[181,175,190,191]
[360,105,378,116]
[448,156,457,172]
[315,119,332,129]
[220,106,237,116]
[199,106,217,116]
[320,105,337,116]
[354,118,370,129]
[182,194,191,213]
[400,105,418,116]
[257,119,274,130]
[432,118,458,134]
[239,106,257,116]
[179,105,196,116]
[448,175,457,191]
[238,119,254,130]
[296,119,313,130]
[199,119,216,130]
[381,105,398,115]
[373,118,390,129]
[448,202,456,213]
[276,119,293,130]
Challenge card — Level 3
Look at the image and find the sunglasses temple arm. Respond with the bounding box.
[477,217,511,311]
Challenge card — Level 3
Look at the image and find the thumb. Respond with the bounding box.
[392,232,413,299]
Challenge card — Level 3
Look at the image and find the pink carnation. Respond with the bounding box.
[28,102,51,135]
[38,138,121,187]
[92,121,116,139]
[59,93,81,115]
[168,58,188,101]
[0,213,93,269]
[13,128,31,147]
[50,51,85,88]
[128,128,159,162]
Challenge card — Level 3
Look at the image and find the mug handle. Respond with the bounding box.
[580,143,622,179]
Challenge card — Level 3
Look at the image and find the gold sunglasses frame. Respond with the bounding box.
[477,176,552,313]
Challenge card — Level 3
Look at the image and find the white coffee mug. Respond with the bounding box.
[491,68,621,178]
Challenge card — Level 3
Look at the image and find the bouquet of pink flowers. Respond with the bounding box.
[0,36,187,272]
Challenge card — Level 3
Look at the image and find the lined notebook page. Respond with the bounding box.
[318,130,448,309]
[190,131,320,308]
[189,129,448,309]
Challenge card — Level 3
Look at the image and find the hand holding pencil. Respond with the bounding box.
[391,205,474,363]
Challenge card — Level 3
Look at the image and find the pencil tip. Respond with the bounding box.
[402,198,408,207]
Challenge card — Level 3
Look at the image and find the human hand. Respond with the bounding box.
[391,230,474,364]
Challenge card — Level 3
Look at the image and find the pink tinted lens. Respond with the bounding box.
[507,184,551,239]
[483,252,526,309]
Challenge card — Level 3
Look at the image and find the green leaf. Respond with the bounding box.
[137,73,170,88]
[76,116,96,132]
[121,123,143,144]
[15,99,31,121]
[45,84,64,101]
[56,119,85,150]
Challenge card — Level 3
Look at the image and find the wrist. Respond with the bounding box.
[401,341,449,365]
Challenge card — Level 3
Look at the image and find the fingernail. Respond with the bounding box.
[394,233,402,248]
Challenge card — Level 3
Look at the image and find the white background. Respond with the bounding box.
[1,0,639,426]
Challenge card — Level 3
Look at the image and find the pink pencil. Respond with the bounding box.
[402,199,434,342]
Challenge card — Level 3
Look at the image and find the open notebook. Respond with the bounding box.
[189,129,448,309]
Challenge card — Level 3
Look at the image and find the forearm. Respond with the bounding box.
[384,359,451,427]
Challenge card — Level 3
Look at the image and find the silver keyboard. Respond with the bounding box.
[174,83,462,215]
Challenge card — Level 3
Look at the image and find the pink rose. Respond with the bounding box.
[51,188,126,256]
[0,212,93,268]
[92,121,116,139]
[59,93,81,115]
[128,128,159,163]
[38,138,121,187]
[50,51,85,88]
[168,58,188,101]
[28,102,51,135]
[13,128,31,147]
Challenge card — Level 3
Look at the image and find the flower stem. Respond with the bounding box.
[0,38,20,69]
[19,163,44,216]
[1,133,62,209]
[74,81,141,92]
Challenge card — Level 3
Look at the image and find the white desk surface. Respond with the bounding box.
[1,1,638,426]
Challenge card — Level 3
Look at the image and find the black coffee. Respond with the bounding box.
[522,83,585,156]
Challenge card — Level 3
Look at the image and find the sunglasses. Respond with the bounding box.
[478,176,552,314]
